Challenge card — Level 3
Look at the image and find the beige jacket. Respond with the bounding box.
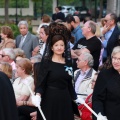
[0,39,16,50]
[74,68,96,100]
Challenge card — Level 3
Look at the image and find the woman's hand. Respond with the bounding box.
[30,111,37,120]
[16,101,24,106]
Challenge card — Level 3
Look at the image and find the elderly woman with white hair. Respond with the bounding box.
[92,46,120,120]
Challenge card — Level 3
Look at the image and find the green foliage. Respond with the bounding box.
[0,0,29,8]
[31,0,40,2]
[59,0,79,6]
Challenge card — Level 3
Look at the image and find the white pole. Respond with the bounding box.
[23,81,46,120]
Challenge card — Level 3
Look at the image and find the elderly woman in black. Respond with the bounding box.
[92,46,120,120]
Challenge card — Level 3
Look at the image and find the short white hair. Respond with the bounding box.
[2,48,16,60]
[18,20,28,28]
[30,55,42,63]
[81,52,94,67]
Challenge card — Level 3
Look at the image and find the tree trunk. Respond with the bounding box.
[99,0,103,19]
[82,0,86,6]
[5,0,9,24]
[41,0,44,17]
[34,2,37,20]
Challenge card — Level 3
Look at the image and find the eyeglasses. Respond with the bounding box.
[105,19,111,22]
[0,54,8,58]
[112,56,120,62]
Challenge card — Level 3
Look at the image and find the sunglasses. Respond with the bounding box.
[0,54,8,57]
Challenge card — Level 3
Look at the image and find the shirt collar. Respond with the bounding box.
[80,68,91,76]
[72,25,80,33]
[21,32,28,38]
[109,26,115,32]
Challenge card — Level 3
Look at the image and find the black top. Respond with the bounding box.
[73,36,101,71]
[36,61,77,120]
[52,12,65,21]
[36,61,77,100]
[106,25,120,57]
[92,67,120,120]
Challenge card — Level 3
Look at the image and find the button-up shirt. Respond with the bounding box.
[102,27,115,58]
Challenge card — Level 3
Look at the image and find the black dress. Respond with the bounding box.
[38,61,76,120]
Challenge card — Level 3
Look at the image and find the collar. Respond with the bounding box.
[72,25,80,33]
[21,32,28,38]
[109,26,115,32]
[80,68,91,76]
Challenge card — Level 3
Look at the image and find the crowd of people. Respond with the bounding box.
[0,10,120,120]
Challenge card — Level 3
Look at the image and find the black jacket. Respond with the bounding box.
[92,67,120,120]
[107,25,120,57]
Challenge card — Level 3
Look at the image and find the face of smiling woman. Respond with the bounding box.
[51,40,65,56]
[112,52,120,72]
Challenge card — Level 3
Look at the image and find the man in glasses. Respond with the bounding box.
[74,52,96,100]
[102,13,120,63]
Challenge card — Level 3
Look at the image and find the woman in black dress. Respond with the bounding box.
[34,22,77,120]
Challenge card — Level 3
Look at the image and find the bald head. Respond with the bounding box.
[73,16,80,25]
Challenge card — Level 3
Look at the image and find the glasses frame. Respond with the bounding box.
[112,56,120,62]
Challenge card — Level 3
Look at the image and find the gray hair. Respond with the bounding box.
[2,48,16,60]
[88,20,96,34]
[30,54,42,63]
[18,20,28,28]
[81,52,94,67]
[111,46,120,57]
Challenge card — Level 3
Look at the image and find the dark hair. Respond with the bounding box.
[65,14,75,23]
[41,25,49,35]
[51,35,66,47]
[56,6,62,10]
[110,13,118,24]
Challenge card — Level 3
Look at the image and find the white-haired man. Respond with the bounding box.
[16,20,39,59]
[2,48,16,82]
[74,52,96,100]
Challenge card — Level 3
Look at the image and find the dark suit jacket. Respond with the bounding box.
[92,67,120,120]
[15,32,39,59]
[52,12,65,21]
[106,25,120,57]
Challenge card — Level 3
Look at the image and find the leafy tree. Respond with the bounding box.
[31,0,43,19]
